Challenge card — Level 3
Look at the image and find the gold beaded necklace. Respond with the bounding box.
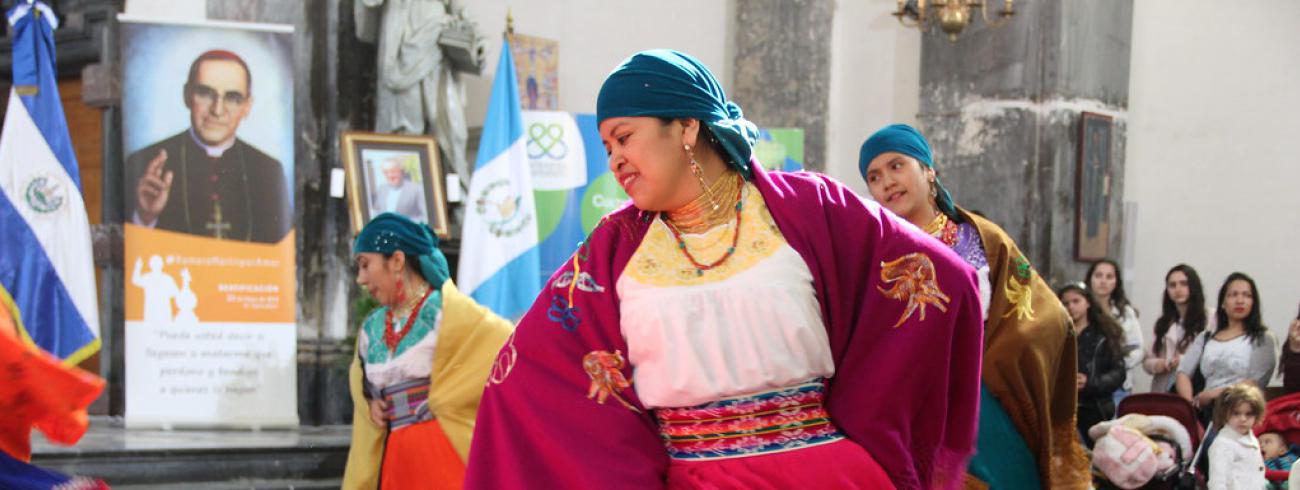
[922,211,958,248]
[665,170,742,235]
[661,174,746,276]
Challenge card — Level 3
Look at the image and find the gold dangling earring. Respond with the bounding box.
[929,180,942,219]
[686,144,720,211]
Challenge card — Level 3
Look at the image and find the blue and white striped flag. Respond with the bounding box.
[0,0,100,363]
[456,38,540,320]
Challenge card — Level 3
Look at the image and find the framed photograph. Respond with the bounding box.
[1075,111,1113,261]
[341,132,449,238]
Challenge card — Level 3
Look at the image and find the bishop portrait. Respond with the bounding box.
[126,49,289,244]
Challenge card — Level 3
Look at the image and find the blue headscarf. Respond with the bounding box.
[858,124,959,220]
[353,213,449,289]
[596,49,759,178]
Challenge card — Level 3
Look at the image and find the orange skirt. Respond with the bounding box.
[380,419,465,490]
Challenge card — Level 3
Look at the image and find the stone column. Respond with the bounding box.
[917,1,1133,284]
[732,0,833,171]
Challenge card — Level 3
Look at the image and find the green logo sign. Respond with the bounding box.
[580,172,629,234]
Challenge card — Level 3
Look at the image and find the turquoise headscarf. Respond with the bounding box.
[596,49,759,178]
[353,213,449,289]
[858,124,959,220]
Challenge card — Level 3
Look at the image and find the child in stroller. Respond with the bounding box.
[1255,392,1300,488]
[1090,392,1203,489]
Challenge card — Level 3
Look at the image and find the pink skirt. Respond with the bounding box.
[656,379,895,489]
[666,438,894,489]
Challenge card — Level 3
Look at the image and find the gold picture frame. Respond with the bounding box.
[341,131,450,238]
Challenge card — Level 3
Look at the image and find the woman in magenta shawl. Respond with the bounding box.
[466,49,984,490]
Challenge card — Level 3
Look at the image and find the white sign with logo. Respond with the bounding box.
[522,111,586,191]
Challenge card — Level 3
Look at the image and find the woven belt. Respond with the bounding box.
[653,378,845,461]
[380,378,433,431]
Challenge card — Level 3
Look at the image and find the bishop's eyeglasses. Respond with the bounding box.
[187,83,248,110]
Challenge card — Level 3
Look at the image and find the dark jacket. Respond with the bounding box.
[1282,342,1300,394]
[1077,323,1126,440]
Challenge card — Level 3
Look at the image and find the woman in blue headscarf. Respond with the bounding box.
[341,213,513,490]
[859,124,1090,489]
[466,51,984,490]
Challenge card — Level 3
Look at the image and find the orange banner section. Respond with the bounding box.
[124,224,295,324]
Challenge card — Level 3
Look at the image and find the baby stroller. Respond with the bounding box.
[1257,392,1300,485]
[1090,393,1206,489]
[1119,393,1207,451]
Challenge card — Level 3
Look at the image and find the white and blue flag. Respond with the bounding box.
[0,0,100,363]
[457,38,540,320]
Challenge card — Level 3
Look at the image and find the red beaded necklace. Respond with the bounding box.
[384,287,433,352]
[662,179,746,276]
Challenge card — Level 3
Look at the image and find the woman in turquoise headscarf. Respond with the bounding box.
[341,213,513,490]
[859,124,1090,489]
[466,51,984,490]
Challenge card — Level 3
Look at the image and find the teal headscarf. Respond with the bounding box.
[858,124,959,220]
[353,212,449,289]
[596,49,759,178]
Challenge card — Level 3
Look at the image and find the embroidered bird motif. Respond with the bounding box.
[552,271,605,293]
[877,252,951,329]
[1003,256,1037,321]
[582,350,640,413]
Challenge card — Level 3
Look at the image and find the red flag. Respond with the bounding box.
[0,306,103,462]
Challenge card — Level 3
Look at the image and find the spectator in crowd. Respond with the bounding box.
[1176,272,1275,424]
[1087,259,1144,405]
[1279,302,1300,394]
[1143,264,1209,393]
[1060,283,1127,446]
[1206,382,1267,490]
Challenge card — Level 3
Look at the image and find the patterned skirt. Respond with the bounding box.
[654,378,894,489]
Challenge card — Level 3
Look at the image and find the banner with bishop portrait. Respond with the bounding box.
[119,16,297,429]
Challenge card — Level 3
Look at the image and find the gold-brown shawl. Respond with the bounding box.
[963,209,1090,489]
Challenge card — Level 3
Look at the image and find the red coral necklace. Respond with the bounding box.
[384,287,433,352]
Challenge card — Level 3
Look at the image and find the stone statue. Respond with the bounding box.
[355,0,482,190]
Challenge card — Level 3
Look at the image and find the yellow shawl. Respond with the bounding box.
[342,280,514,490]
[963,209,1091,489]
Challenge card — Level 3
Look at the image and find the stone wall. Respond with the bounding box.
[732,0,833,171]
[918,0,1134,285]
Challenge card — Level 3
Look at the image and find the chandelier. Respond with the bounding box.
[892,0,1015,42]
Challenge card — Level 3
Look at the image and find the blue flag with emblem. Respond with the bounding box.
[0,0,101,363]
[456,37,540,320]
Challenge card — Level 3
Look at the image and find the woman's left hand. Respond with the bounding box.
[368,399,390,427]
